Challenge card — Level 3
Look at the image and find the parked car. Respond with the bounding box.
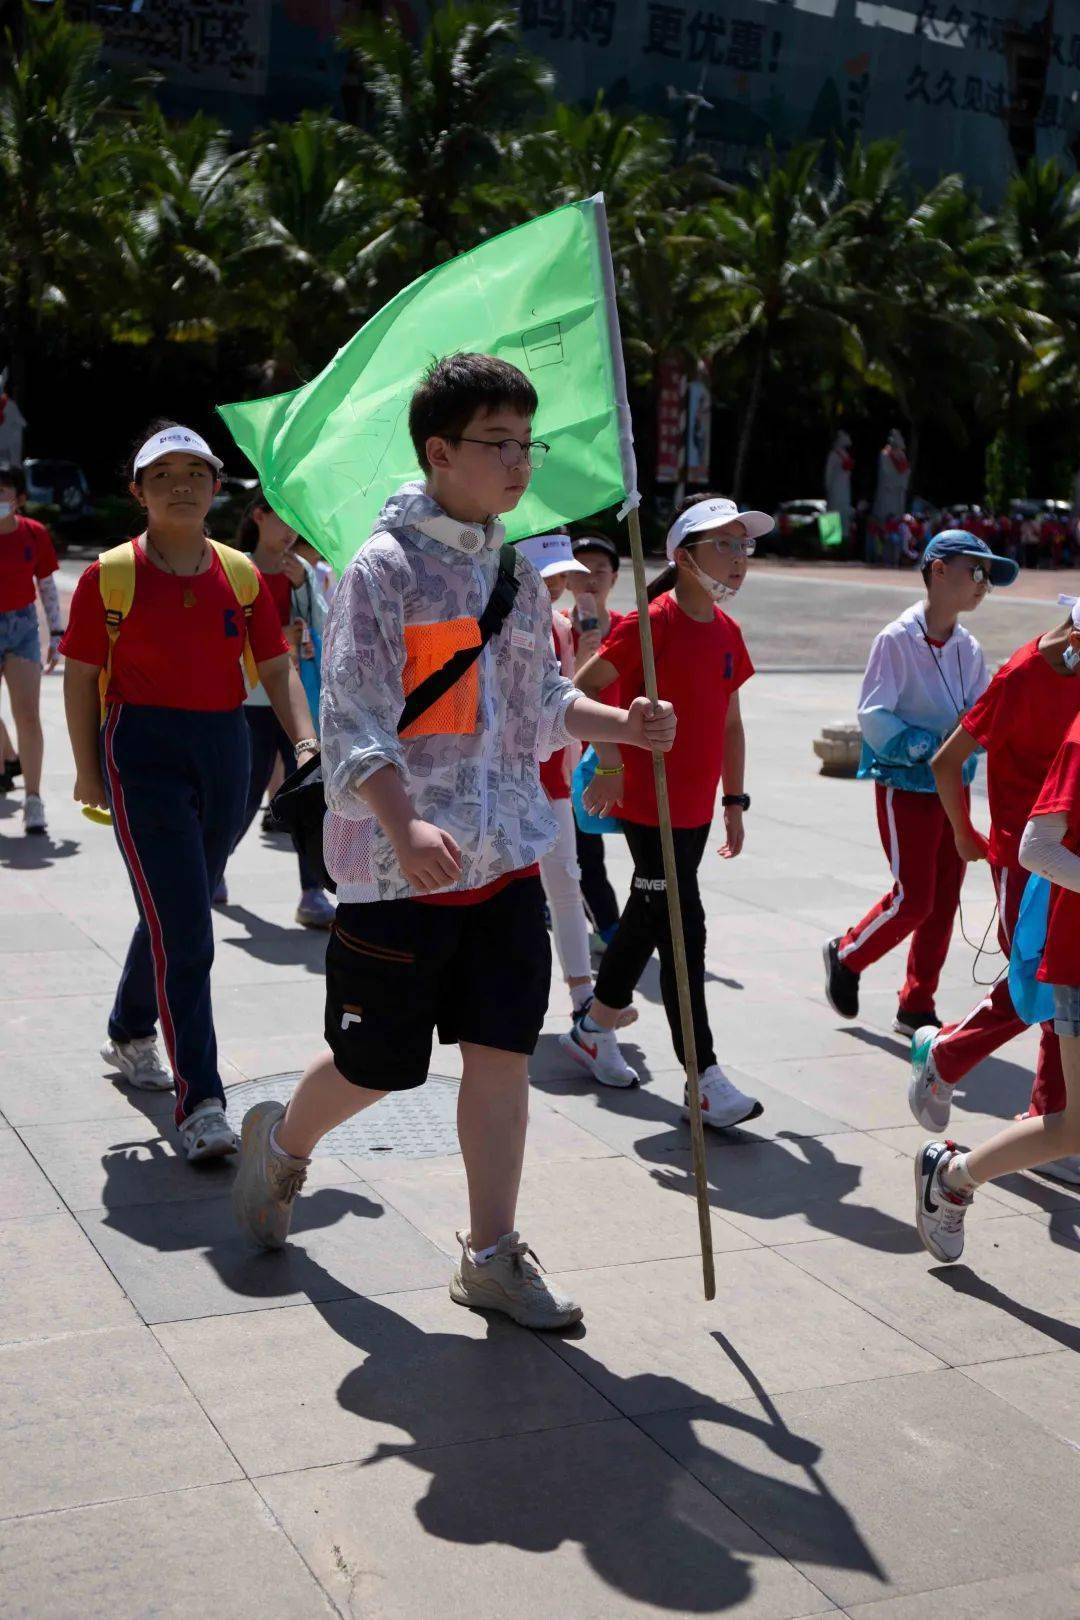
[763,498,823,558]
[24,457,91,516]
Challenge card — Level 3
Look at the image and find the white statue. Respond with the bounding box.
[872,427,910,524]
[0,389,26,466]
[824,430,854,537]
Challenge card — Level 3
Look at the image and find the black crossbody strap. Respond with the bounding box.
[397,544,519,735]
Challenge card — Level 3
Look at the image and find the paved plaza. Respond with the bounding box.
[3,573,1080,1617]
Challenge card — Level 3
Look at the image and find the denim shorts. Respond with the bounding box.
[0,605,40,665]
[1053,984,1080,1038]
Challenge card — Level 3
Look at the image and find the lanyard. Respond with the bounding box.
[917,618,967,717]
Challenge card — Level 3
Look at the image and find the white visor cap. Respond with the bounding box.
[133,425,223,476]
[665,498,774,561]
[517,531,591,578]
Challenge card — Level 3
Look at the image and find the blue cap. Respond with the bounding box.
[921,528,1019,588]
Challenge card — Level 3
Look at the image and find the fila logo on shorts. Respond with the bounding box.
[341,1006,364,1031]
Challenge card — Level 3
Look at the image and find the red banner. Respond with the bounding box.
[655,356,685,484]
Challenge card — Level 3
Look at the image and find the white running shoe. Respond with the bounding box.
[178,1101,238,1163]
[559,1016,639,1087]
[915,1139,972,1263]
[908,1026,952,1132]
[685,1065,763,1129]
[23,794,46,836]
[295,888,335,929]
[101,1036,174,1092]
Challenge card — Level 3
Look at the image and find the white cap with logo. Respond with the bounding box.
[133,425,223,475]
[516,532,591,578]
[665,497,773,561]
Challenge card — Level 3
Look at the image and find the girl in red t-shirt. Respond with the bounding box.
[915,685,1080,1265]
[567,493,770,1125]
[61,420,317,1164]
[0,462,62,835]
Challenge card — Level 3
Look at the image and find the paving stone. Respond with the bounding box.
[0,1212,135,1343]
[843,1565,1080,1618]
[546,1253,938,1415]
[638,1369,1080,1608]
[961,1349,1080,1451]
[0,1324,240,1516]
[155,1289,615,1477]
[0,1060,177,1129]
[77,1183,452,1324]
[780,1217,1080,1365]
[0,913,96,953]
[0,1480,334,1619]
[363,1153,759,1269]
[0,1128,62,1222]
[257,1418,835,1619]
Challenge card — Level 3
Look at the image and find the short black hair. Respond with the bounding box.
[125,417,181,485]
[0,464,26,496]
[408,353,538,473]
[572,534,620,570]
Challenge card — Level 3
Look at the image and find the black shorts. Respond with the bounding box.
[325,875,552,1091]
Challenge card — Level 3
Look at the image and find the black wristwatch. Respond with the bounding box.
[722,793,751,811]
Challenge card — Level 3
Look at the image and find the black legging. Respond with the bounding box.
[575,824,621,935]
[235,707,322,892]
[593,821,715,1070]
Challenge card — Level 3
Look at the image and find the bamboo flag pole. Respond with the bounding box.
[624,504,716,1301]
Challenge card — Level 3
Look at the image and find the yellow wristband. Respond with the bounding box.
[592,765,625,778]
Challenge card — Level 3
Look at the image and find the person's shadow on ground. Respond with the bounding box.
[531,1040,921,1253]
[215,902,330,976]
[93,1094,882,1614]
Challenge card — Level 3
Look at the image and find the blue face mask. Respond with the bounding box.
[1065,641,1080,673]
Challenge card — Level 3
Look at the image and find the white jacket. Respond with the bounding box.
[857,603,988,793]
[320,482,579,902]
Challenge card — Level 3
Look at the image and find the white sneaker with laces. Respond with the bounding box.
[685,1065,763,1129]
[295,888,335,929]
[101,1036,174,1092]
[915,1139,972,1263]
[22,794,46,836]
[178,1101,238,1163]
[559,1015,638,1087]
[449,1231,582,1329]
[908,1026,952,1132]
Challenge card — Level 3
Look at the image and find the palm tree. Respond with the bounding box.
[0,0,135,403]
[340,1,553,274]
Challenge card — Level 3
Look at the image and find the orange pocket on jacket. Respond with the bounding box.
[401,617,481,738]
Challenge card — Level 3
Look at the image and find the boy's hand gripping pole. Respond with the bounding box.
[625,506,716,1301]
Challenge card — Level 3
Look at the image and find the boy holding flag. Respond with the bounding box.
[231,354,675,1328]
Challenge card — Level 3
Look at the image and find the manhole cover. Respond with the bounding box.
[225,1072,461,1160]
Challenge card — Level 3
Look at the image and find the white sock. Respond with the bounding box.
[571,984,593,1014]
[941,1151,978,1196]
[269,1122,309,1164]
[467,1240,499,1265]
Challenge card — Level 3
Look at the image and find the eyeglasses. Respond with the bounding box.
[688,536,755,558]
[451,436,551,470]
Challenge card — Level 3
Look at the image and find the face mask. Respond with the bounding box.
[1064,642,1080,673]
[688,554,736,603]
[0,502,14,520]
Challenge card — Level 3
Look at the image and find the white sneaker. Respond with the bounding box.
[915,1139,972,1263]
[101,1036,174,1092]
[295,888,335,929]
[22,794,46,836]
[559,1016,638,1087]
[178,1101,238,1163]
[685,1065,763,1129]
[1034,1155,1080,1186]
[908,1026,952,1132]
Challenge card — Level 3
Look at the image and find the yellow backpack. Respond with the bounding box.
[97,539,262,720]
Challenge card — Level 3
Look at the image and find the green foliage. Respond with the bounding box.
[4,0,1080,506]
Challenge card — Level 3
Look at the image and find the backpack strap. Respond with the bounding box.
[397,543,519,736]
[208,540,261,691]
[96,540,137,723]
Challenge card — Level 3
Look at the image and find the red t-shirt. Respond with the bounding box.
[263,568,293,626]
[962,639,1080,869]
[60,542,288,710]
[598,592,754,828]
[1032,713,1080,984]
[0,516,59,612]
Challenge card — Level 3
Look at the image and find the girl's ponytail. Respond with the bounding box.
[235,487,266,553]
[648,491,730,602]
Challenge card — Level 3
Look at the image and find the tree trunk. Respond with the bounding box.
[907,417,920,494]
[731,338,768,502]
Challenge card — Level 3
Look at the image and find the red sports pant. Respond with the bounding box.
[932,861,1064,1116]
[838,785,964,1014]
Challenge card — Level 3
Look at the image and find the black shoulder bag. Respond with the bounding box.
[271,544,520,893]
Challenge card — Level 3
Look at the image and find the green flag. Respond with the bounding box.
[218,195,638,573]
